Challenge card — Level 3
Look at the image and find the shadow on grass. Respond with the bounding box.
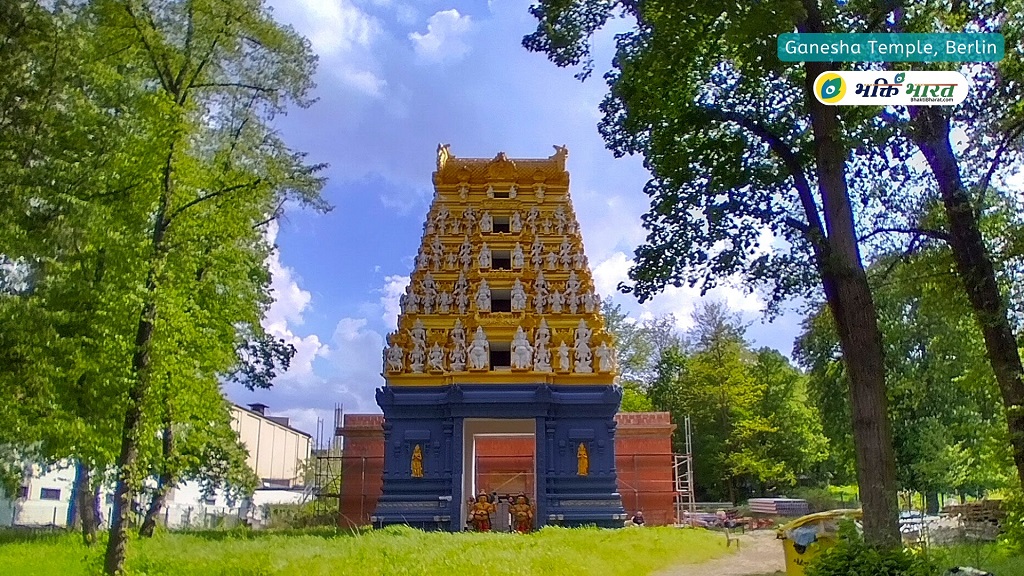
[172,525,371,542]
[0,526,76,545]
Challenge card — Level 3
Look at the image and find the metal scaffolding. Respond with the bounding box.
[674,415,696,525]
[312,404,344,521]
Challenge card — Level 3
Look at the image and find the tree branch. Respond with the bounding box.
[976,118,1024,206]
[708,109,828,253]
[860,226,950,243]
[167,179,262,223]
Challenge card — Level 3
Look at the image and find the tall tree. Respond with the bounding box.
[649,303,828,501]
[895,0,1024,486]
[81,1,327,571]
[796,246,1014,500]
[525,0,899,544]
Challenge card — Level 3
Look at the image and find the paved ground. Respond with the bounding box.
[654,530,786,576]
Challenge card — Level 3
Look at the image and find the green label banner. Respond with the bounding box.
[777,33,1004,62]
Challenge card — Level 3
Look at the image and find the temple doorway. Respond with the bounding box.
[462,418,536,531]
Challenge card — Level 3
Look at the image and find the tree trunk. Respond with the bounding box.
[799,1,899,545]
[69,461,83,531]
[911,107,1024,489]
[140,422,176,538]
[75,463,99,545]
[104,146,174,575]
[103,299,158,575]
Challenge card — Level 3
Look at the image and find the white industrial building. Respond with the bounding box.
[0,403,311,529]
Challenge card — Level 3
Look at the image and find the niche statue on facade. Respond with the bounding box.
[511,326,533,370]
[511,278,527,312]
[475,279,491,312]
[468,327,489,370]
[573,319,593,374]
[449,320,467,371]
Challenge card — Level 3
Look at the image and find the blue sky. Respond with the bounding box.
[226,0,805,440]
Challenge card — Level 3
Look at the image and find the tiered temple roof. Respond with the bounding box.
[381,145,616,386]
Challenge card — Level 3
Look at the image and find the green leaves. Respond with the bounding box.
[641,302,828,500]
[0,2,326,567]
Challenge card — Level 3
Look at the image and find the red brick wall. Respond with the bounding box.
[615,412,677,526]
[336,414,384,528]
[335,412,677,527]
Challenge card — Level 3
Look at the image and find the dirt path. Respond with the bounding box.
[653,530,786,576]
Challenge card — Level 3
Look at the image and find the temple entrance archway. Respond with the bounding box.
[461,419,536,530]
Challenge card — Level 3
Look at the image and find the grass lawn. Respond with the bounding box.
[944,543,1024,576]
[0,525,734,576]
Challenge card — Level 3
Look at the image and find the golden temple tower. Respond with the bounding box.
[382,145,617,386]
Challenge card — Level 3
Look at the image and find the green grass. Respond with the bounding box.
[942,542,1024,576]
[0,525,734,576]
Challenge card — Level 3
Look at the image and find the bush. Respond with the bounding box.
[791,486,860,512]
[805,522,943,576]
[1003,489,1024,555]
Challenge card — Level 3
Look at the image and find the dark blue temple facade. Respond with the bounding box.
[371,383,626,531]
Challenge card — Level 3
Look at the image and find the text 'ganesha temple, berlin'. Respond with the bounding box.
[370,145,629,531]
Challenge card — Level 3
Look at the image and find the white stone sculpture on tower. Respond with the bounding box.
[557,340,571,372]
[454,271,470,314]
[511,211,523,232]
[480,211,493,233]
[533,272,549,315]
[449,320,467,371]
[554,206,568,235]
[511,278,527,312]
[526,206,540,233]
[463,206,478,230]
[385,343,404,373]
[475,279,491,312]
[512,243,525,268]
[431,235,444,270]
[428,343,446,372]
[573,250,586,270]
[458,237,473,271]
[559,237,573,270]
[534,319,552,372]
[573,319,593,374]
[511,326,533,370]
[595,341,615,373]
[409,319,428,373]
[530,238,544,270]
[550,290,564,313]
[468,327,489,370]
[478,242,492,268]
[433,205,449,233]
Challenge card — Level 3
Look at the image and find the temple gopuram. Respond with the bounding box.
[371,145,627,531]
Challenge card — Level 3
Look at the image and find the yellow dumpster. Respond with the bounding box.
[776,509,861,576]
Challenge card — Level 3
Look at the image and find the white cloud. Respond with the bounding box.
[271,0,386,96]
[590,251,763,333]
[291,0,379,56]
[277,407,327,442]
[379,274,410,328]
[409,9,474,63]
[325,316,387,412]
[263,222,330,380]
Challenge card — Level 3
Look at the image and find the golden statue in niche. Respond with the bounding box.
[411,444,424,478]
[577,443,589,476]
